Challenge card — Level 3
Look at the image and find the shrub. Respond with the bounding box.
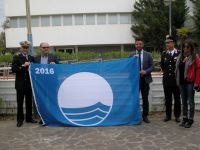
[0,54,13,63]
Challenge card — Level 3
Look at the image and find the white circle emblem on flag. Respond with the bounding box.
[58,72,113,126]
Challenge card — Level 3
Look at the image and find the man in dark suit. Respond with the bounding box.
[34,42,59,64]
[161,36,181,122]
[129,38,153,123]
[34,42,59,126]
[12,41,37,127]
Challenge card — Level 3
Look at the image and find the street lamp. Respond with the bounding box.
[164,0,174,36]
[25,0,33,55]
[169,0,172,36]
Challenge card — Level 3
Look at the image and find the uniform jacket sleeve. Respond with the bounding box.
[11,55,25,73]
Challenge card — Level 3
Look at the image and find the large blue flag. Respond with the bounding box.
[29,58,141,126]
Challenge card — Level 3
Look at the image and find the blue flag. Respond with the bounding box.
[30,58,141,126]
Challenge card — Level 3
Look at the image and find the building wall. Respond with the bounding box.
[4,0,135,48]
[5,24,133,48]
[5,0,134,16]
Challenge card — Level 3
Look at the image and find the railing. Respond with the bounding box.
[0,67,12,80]
[1,75,200,115]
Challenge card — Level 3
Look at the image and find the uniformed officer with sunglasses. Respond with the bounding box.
[12,41,37,127]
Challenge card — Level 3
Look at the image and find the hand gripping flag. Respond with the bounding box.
[29,58,141,126]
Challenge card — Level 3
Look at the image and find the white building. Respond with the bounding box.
[4,0,194,53]
[4,0,135,53]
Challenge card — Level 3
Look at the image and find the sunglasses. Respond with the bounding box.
[42,47,49,49]
[183,45,190,49]
[22,46,29,49]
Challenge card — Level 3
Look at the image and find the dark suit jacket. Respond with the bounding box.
[34,54,59,64]
[129,50,153,84]
[12,53,34,90]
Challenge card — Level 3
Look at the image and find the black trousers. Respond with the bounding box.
[140,77,150,117]
[16,89,33,122]
[163,85,181,118]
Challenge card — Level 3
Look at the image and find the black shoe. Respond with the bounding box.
[179,118,188,127]
[175,117,181,123]
[39,120,46,126]
[17,121,23,127]
[26,119,37,123]
[39,120,43,124]
[164,117,171,122]
[185,119,194,128]
[143,116,150,123]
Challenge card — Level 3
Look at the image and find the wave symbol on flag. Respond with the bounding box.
[61,102,110,126]
[58,72,113,126]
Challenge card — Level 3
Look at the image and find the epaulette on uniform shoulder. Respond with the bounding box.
[15,52,20,56]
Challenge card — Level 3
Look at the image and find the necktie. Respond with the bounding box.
[138,51,141,70]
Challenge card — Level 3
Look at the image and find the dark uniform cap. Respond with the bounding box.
[165,36,175,43]
[19,41,31,47]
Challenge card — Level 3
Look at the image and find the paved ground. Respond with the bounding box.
[0,113,200,150]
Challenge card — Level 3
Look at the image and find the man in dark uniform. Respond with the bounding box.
[161,36,181,122]
[12,41,37,127]
[129,38,153,123]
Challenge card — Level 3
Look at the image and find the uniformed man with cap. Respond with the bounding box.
[161,36,181,123]
[12,41,37,127]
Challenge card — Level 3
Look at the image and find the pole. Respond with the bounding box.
[169,0,172,36]
[25,0,33,55]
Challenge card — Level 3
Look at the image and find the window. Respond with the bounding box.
[52,15,61,26]
[74,15,83,25]
[108,14,117,24]
[97,14,106,24]
[120,14,131,24]
[86,14,95,25]
[32,16,39,27]
[63,15,72,25]
[10,18,18,28]
[19,17,26,28]
[56,48,74,54]
[41,16,50,26]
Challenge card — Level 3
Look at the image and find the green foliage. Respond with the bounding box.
[132,0,169,48]
[152,50,161,71]
[193,0,200,43]
[176,27,192,36]
[103,51,130,60]
[172,0,189,30]
[0,32,5,52]
[152,50,161,61]
[0,54,13,63]
[55,51,76,60]
[132,0,188,49]
[54,51,131,62]
[76,52,99,61]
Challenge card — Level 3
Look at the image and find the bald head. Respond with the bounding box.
[40,42,50,56]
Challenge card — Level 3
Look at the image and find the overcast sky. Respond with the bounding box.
[0,0,4,32]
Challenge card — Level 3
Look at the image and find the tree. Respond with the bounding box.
[172,0,189,30]
[193,0,200,43]
[0,31,6,54]
[131,0,188,49]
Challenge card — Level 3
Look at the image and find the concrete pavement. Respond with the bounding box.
[0,113,200,150]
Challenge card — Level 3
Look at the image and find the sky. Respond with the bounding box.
[0,0,4,32]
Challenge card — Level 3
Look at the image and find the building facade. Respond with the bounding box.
[4,0,135,53]
[4,0,194,53]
